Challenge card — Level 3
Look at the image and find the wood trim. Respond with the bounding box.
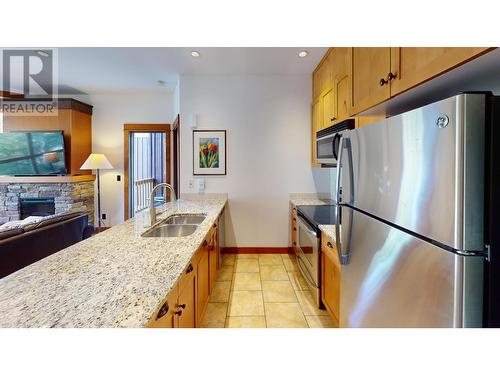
[0,174,95,183]
[123,124,171,220]
[171,114,180,131]
[222,247,294,254]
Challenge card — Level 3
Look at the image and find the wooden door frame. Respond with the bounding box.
[123,123,171,221]
[171,114,180,198]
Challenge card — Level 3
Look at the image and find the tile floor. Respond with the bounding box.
[200,253,336,328]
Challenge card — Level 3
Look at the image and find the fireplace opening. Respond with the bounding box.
[20,198,55,219]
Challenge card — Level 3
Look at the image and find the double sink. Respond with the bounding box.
[142,214,206,238]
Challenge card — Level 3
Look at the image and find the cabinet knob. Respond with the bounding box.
[379,78,388,86]
[293,242,296,246]
[387,72,397,81]
[293,228,296,231]
[175,310,183,316]
[203,240,208,246]
[213,223,217,228]
[330,117,336,122]
[178,303,186,309]
[156,302,169,320]
[186,264,194,274]
[327,242,333,248]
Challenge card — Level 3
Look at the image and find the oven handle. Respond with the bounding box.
[297,214,318,239]
[296,254,317,289]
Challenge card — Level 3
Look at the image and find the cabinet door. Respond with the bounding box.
[196,242,210,325]
[147,284,179,328]
[389,47,490,95]
[311,96,322,167]
[331,47,351,124]
[321,86,335,129]
[351,47,391,115]
[177,271,196,328]
[209,226,218,292]
[291,205,298,249]
[321,236,340,327]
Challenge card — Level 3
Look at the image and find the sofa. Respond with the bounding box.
[0,212,94,278]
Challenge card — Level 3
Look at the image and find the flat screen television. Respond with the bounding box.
[0,131,67,176]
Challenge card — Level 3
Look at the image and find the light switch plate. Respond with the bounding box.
[188,179,194,189]
[197,178,205,192]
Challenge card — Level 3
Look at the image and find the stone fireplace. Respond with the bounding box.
[0,180,94,225]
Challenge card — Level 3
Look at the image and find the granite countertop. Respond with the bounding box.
[289,193,333,207]
[318,224,336,243]
[0,194,227,328]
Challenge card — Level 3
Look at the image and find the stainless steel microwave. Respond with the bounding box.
[316,119,355,166]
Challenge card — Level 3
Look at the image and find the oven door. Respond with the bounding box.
[316,133,341,165]
[296,215,320,288]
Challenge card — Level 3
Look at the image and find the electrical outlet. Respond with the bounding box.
[116,175,121,182]
[188,179,194,189]
[102,213,106,220]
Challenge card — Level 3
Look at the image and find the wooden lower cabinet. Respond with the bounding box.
[147,217,220,328]
[321,232,340,327]
[208,225,218,292]
[196,240,210,325]
[148,283,179,328]
[177,266,196,328]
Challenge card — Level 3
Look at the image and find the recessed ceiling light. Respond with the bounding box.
[36,50,50,58]
[191,51,201,58]
[298,50,309,58]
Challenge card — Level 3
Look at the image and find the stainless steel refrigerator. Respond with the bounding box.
[334,93,493,328]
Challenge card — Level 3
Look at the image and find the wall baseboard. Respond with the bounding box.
[222,247,294,254]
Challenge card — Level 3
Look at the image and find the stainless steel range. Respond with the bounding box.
[294,204,337,308]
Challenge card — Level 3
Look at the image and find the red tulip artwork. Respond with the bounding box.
[199,138,219,168]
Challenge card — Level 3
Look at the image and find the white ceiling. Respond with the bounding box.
[52,47,327,94]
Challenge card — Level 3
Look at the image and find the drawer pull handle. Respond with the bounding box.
[327,242,333,248]
[186,264,194,273]
[175,310,182,316]
[156,302,169,320]
[178,303,186,309]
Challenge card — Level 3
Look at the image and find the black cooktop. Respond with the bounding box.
[296,205,337,228]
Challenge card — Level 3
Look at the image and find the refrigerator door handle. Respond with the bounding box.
[335,206,354,265]
[335,137,354,205]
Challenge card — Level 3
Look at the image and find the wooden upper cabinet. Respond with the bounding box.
[389,47,490,95]
[350,47,391,116]
[321,86,335,129]
[311,96,322,167]
[331,47,352,124]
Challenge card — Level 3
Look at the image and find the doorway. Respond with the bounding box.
[123,124,170,220]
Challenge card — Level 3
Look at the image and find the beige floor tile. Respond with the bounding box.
[217,266,234,281]
[237,254,259,259]
[200,303,227,327]
[235,259,260,273]
[232,273,262,291]
[210,281,231,302]
[305,315,337,328]
[262,281,298,303]
[260,264,288,280]
[288,271,309,291]
[282,255,299,272]
[228,290,265,316]
[225,316,267,328]
[221,254,236,266]
[265,303,308,328]
[295,290,329,316]
[258,254,283,265]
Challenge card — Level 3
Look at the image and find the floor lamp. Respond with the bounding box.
[81,153,114,228]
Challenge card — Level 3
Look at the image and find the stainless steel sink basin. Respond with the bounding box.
[142,224,198,238]
[163,214,206,225]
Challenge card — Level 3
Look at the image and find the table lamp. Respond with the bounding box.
[81,153,113,228]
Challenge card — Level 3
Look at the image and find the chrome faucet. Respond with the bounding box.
[150,183,177,225]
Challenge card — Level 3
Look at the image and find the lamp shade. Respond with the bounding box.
[80,153,113,170]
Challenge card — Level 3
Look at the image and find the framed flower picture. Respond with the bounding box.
[193,130,226,175]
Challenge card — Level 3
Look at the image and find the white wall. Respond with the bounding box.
[76,93,175,226]
[179,75,330,247]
